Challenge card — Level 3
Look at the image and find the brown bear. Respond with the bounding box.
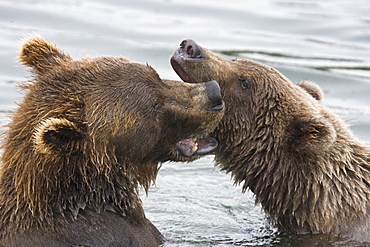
[0,36,224,247]
[171,39,370,243]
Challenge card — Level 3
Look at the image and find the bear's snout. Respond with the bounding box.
[205,80,224,111]
[179,39,203,58]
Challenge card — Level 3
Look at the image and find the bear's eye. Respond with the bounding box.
[239,77,251,90]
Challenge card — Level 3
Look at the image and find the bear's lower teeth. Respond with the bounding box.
[192,142,198,153]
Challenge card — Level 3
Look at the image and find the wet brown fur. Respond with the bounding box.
[0,36,223,246]
[171,40,370,243]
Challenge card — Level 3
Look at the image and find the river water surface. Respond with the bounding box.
[1,0,370,246]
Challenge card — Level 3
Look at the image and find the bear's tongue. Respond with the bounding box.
[176,137,218,157]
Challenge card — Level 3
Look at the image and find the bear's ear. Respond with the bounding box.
[297,80,323,101]
[33,118,84,154]
[290,117,336,154]
[18,36,71,72]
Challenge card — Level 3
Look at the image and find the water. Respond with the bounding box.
[1,0,370,246]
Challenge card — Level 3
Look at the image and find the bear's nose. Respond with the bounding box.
[205,80,224,111]
[180,39,203,58]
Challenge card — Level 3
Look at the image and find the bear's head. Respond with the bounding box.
[171,39,335,162]
[171,39,370,234]
[0,37,224,226]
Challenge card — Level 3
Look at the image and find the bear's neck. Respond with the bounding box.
[0,155,146,235]
[215,128,370,234]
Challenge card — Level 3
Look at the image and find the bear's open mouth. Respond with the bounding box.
[170,56,194,83]
[176,137,218,157]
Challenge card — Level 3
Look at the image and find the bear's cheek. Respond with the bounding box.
[112,121,161,157]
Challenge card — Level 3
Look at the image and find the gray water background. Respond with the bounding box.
[1,0,370,246]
